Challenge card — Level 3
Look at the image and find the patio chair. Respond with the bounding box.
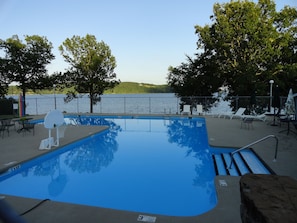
[0,124,7,138]
[0,119,15,137]
[22,122,36,135]
[225,107,246,119]
[181,105,191,115]
[241,117,254,130]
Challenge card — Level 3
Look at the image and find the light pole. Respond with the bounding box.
[269,80,274,112]
[53,84,57,110]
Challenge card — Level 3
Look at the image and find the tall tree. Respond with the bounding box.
[272,5,297,92]
[167,55,223,97]
[195,0,297,96]
[0,35,55,112]
[59,34,120,113]
[0,63,9,98]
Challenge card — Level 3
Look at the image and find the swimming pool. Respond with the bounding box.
[0,116,267,216]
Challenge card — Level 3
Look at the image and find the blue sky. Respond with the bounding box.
[1,0,296,84]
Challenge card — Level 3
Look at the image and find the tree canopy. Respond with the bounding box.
[168,0,297,97]
[0,35,55,111]
[58,34,120,113]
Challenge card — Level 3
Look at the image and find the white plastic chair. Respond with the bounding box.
[182,105,191,115]
[196,104,203,115]
[225,107,246,119]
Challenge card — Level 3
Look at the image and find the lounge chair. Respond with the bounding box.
[196,104,203,115]
[225,107,246,119]
[181,105,191,115]
[241,113,267,122]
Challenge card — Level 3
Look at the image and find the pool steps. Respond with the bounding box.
[212,150,273,176]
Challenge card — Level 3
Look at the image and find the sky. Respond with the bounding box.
[1,0,296,85]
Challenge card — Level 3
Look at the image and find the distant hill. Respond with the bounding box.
[105,82,172,94]
[7,82,172,95]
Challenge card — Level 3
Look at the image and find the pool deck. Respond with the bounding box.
[0,114,297,223]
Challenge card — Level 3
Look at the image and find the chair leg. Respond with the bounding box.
[0,129,7,138]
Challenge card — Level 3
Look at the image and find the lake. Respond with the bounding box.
[10,93,182,115]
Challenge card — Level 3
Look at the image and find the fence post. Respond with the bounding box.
[35,98,38,115]
[100,100,102,113]
[176,98,179,114]
[124,97,126,114]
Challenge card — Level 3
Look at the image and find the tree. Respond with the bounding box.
[59,34,120,113]
[167,54,223,98]
[194,0,297,96]
[169,0,297,99]
[0,65,9,98]
[167,54,224,113]
[272,5,297,92]
[0,35,55,112]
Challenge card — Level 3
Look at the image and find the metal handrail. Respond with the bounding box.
[228,135,278,169]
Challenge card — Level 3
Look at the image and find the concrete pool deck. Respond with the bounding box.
[0,114,297,223]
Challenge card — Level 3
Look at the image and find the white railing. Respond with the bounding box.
[228,135,279,169]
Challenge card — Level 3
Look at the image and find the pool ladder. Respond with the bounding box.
[228,135,278,170]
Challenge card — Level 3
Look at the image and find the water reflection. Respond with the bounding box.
[64,130,119,173]
[26,117,120,196]
[24,156,67,197]
[166,118,216,206]
[47,159,67,197]
[66,115,117,126]
[64,117,121,173]
[167,118,208,154]
[0,116,218,214]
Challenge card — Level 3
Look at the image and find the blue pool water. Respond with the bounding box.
[0,116,219,216]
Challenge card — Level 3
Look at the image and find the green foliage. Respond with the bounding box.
[0,35,55,112]
[168,0,297,98]
[59,34,120,113]
[0,83,8,99]
[200,0,280,95]
[197,0,297,96]
[0,54,9,98]
[167,55,223,97]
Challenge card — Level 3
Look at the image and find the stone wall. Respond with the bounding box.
[240,174,297,223]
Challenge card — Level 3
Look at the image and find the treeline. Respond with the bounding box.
[105,82,172,94]
[7,82,172,95]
